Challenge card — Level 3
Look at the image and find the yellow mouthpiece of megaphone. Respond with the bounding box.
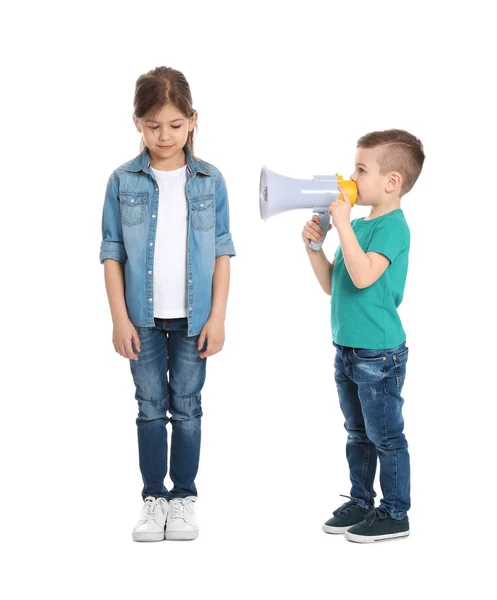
[336,175,357,206]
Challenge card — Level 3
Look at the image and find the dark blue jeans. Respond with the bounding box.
[333,341,410,519]
[130,318,207,500]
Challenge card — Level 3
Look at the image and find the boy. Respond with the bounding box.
[302,129,424,543]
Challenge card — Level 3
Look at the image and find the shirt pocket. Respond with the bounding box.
[190,196,215,231]
[119,191,148,226]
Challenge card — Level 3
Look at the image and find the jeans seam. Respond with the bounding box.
[361,443,371,493]
[383,381,399,515]
[391,449,399,515]
[382,371,399,515]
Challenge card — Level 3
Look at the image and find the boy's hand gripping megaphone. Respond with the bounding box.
[259,167,357,250]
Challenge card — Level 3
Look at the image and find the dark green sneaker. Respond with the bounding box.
[322,496,374,534]
[344,507,410,543]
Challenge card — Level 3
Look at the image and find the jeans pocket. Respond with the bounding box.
[120,191,147,226]
[191,196,215,231]
[352,347,387,362]
[393,348,408,392]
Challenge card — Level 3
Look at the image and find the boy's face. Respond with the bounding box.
[350,146,393,206]
[133,103,197,163]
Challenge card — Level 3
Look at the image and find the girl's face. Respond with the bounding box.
[134,103,197,163]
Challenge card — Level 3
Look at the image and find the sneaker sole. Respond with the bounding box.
[322,524,351,534]
[132,531,165,542]
[165,530,198,541]
[344,530,410,543]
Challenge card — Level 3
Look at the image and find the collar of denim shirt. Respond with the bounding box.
[122,144,212,177]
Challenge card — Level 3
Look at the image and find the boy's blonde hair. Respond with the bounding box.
[357,129,425,195]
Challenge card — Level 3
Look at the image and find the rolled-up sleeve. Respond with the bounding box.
[214,173,236,258]
[99,172,127,264]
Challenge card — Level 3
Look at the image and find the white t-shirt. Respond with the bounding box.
[151,165,188,318]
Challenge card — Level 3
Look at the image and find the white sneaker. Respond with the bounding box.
[165,497,198,540]
[132,496,168,542]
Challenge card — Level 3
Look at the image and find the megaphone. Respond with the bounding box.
[259,167,357,250]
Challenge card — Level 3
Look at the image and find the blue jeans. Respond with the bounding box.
[130,318,207,500]
[333,341,410,519]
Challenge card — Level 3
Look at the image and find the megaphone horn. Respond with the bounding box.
[259,167,357,250]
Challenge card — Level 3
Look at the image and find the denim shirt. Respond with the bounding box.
[100,145,236,336]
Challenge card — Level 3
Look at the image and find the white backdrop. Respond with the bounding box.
[2,0,495,598]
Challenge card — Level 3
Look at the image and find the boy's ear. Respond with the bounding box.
[386,171,402,193]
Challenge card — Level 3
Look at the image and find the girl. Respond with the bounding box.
[100,66,236,542]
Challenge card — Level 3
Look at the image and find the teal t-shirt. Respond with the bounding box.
[331,208,410,349]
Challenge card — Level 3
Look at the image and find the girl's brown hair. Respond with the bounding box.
[133,66,197,155]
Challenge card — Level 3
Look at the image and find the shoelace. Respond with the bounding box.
[139,498,157,522]
[365,506,388,526]
[333,494,357,517]
[139,497,167,522]
[169,498,193,521]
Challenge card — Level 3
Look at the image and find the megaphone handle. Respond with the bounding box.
[308,211,330,251]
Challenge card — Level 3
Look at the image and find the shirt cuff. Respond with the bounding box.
[215,232,236,258]
[100,241,127,264]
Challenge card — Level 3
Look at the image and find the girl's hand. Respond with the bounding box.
[302,215,332,248]
[113,317,141,360]
[198,314,225,359]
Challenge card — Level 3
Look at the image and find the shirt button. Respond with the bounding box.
[130,199,134,203]
[149,242,153,246]
[152,214,156,218]
[188,279,192,284]
[149,298,153,302]
[155,187,159,191]
[200,203,204,207]
[148,270,153,275]
[189,307,193,311]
